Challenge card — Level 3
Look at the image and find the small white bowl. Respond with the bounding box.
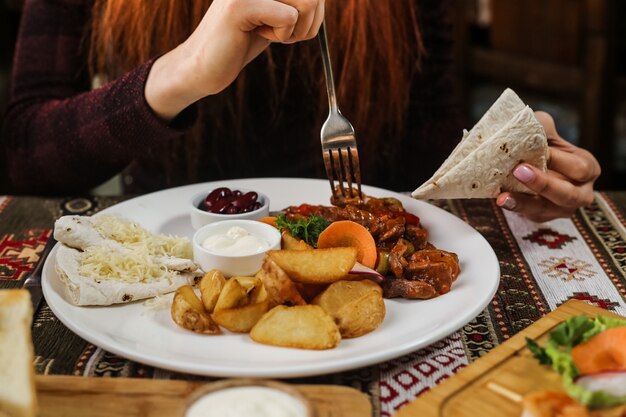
[184,379,313,417]
[190,188,270,230]
[192,219,281,277]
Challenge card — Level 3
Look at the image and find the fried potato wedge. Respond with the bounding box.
[231,276,266,303]
[231,276,262,293]
[214,278,248,312]
[312,280,385,338]
[212,299,270,333]
[295,282,327,303]
[267,247,357,284]
[199,269,226,313]
[281,232,313,251]
[250,305,340,350]
[171,285,220,334]
[256,256,306,307]
[249,281,268,304]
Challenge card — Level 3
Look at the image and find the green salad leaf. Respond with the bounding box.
[275,213,329,248]
[581,315,626,343]
[526,314,626,408]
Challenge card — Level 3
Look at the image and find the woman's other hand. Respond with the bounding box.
[496,111,601,223]
[146,0,324,120]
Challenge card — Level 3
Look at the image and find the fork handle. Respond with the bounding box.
[318,21,339,114]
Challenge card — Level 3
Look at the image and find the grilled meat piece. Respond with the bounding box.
[388,247,460,296]
[330,188,364,207]
[405,250,460,295]
[404,223,429,250]
[378,216,406,243]
[389,238,412,278]
[382,278,437,299]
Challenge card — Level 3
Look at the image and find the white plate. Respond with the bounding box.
[42,178,500,378]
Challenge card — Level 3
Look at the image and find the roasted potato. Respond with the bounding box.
[213,278,248,311]
[230,276,262,295]
[212,299,270,333]
[295,282,327,303]
[199,269,226,313]
[267,247,357,284]
[312,280,385,338]
[228,276,267,303]
[249,280,268,304]
[281,232,313,250]
[250,305,341,350]
[256,256,306,307]
[171,285,220,334]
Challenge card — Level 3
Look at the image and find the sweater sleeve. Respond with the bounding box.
[2,0,196,194]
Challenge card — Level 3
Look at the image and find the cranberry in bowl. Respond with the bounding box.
[190,187,270,230]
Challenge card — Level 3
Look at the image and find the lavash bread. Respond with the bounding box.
[54,215,203,306]
[429,88,526,183]
[54,215,199,273]
[55,245,200,306]
[412,89,549,199]
[0,290,37,417]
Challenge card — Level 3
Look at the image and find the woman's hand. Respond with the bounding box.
[496,111,601,223]
[146,0,324,120]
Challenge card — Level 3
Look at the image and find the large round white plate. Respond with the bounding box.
[42,178,499,378]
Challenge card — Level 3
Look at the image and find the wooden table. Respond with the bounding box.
[1,192,625,416]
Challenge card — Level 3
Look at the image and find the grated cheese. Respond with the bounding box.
[78,246,177,283]
[92,215,192,259]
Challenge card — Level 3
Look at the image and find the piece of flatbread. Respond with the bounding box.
[429,88,526,183]
[413,106,548,199]
[53,214,202,306]
[412,89,548,199]
[54,215,198,272]
[55,245,200,306]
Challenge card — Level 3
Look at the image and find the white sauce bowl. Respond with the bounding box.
[185,379,313,417]
[192,220,281,277]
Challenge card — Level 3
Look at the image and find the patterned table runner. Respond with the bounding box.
[1,192,624,417]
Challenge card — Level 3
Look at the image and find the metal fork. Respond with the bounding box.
[318,21,362,200]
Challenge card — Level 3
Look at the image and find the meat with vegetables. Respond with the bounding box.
[283,194,460,299]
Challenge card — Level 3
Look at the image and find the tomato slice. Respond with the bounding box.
[295,204,320,216]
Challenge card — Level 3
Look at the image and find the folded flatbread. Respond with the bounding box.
[412,88,548,199]
[55,245,199,306]
[54,215,202,306]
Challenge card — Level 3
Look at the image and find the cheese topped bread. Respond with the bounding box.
[54,215,203,306]
[0,290,37,417]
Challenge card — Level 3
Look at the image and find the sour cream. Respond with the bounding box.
[185,386,308,417]
[201,226,270,255]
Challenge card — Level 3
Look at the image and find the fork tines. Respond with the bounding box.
[324,146,362,200]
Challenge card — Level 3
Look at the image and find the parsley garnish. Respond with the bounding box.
[275,213,329,248]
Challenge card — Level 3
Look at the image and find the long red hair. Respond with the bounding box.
[89,0,423,184]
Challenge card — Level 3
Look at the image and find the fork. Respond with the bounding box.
[318,21,362,200]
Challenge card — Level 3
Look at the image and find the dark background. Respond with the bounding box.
[1,0,625,195]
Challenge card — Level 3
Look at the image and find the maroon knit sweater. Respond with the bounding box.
[3,0,463,195]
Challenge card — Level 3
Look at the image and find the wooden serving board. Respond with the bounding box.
[35,375,371,417]
[394,300,625,417]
